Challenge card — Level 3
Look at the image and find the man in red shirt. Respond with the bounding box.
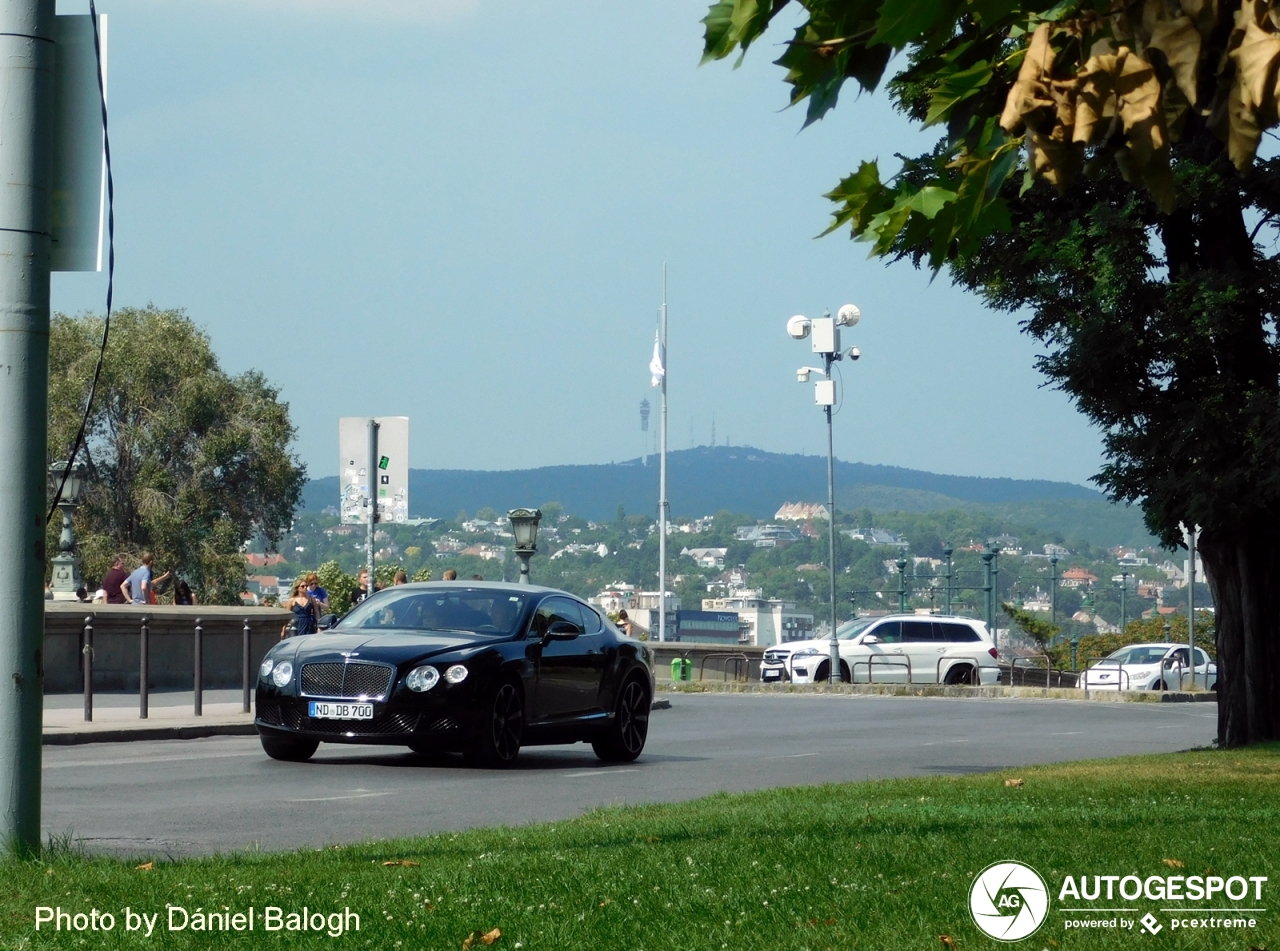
[101,555,129,605]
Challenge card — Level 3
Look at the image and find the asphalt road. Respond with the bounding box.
[42,693,1216,856]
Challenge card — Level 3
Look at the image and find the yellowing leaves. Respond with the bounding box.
[1004,778,1025,787]
[462,927,502,949]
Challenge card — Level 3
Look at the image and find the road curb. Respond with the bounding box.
[657,682,1216,703]
[43,722,259,746]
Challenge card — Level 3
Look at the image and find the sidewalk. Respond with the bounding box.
[43,689,258,746]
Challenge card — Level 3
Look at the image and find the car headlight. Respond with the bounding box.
[260,658,275,679]
[444,664,469,684]
[793,648,820,658]
[405,665,440,692]
[271,660,293,688]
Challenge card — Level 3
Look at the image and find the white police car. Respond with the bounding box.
[760,615,1000,685]
[1078,642,1216,691]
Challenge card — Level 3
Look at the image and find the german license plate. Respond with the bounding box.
[762,670,781,681]
[308,701,373,720]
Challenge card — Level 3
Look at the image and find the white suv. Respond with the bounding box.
[760,615,1000,686]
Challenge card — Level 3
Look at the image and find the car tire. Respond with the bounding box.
[1155,680,1169,691]
[593,676,650,762]
[944,664,976,686]
[813,660,851,683]
[260,733,319,762]
[466,680,523,768]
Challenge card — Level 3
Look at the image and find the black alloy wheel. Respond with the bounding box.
[593,677,650,762]
[814,660,851,683]
[468,681,523,768]
[945,664,977,686]
[260,733,320,762]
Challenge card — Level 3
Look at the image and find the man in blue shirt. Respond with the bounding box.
[124,553,155,604]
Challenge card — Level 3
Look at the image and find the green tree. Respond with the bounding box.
[49,306,306,603]
[703,0,1280,747]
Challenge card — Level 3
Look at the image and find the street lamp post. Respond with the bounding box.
[943,546,953,615]
[48,460,87,600]
[896,556,908,614]
[507,508,542,585]
[787,304,861,683]
[1119,570,1129,635]
[1050,555,1059,626]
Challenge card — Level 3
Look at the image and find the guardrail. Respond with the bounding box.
[697,652,751,683]
[852,655,912,684]
[936,654,985,686]
[1009,653,1055,688]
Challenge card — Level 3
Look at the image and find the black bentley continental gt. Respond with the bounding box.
[255,582,654,767]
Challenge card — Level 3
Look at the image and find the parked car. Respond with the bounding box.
[255,582,655,766]
[759,615,1000,685]
[1078,643,1216,691]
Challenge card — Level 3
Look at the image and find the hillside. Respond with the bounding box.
[301,446,1154,549]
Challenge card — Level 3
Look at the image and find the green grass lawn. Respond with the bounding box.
[5,745,1278,950]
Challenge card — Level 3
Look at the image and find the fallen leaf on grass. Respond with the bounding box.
[135,862,153,871]
[481,928,501,945]
[462,934,476,951]
[382,860,420,867]
[423,901,436,912]
[1163,858,1185,868]
[1004,778,1024,788]
[939,936,957,949]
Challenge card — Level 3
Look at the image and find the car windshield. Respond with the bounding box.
[1100,645,1169,665]
[337,587,529,636]
[837,618,875,640]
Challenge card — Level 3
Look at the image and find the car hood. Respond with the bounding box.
[285,630,506,666]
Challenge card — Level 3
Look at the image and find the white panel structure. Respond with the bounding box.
[339,416,409,525]
[51,15,107,272]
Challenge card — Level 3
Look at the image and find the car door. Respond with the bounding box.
[532,596,597,723]
[1164,647,1192,688]
[901,620,943,683]
[853,621,907,682]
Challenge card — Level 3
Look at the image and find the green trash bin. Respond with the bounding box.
[670,657,691,682]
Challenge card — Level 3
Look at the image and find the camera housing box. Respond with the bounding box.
[811,317,839,355]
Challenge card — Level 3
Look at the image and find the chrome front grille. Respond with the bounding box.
[763,651,789,665]
[300,661,394,700]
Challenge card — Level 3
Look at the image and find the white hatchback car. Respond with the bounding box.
[760,615,1000,686]
[1078,642,1216,691]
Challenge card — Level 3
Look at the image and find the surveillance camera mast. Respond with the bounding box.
[786,303,861,684]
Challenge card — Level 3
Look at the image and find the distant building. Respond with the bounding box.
[734,524,802,548]
[844,528,910,549]
[681,547,728,569]
[987,534,1021,551]
[1044,544,1071,558]
[1061,567,1099,588]
[774,502,830,521]
[702,589,813,646]
[674,610,746,645]
[244,552,287,568]
[589,584,637,614]
[461,544,506,563]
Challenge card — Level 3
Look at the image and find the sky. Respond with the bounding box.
[50,0,1106,487]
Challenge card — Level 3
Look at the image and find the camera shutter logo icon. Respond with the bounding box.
[969,861,1050,941]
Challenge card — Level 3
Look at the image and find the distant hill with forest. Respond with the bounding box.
[301,446,1155,549]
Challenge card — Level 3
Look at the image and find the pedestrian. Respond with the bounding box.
[124,553,158,604]
[282,579,319,637]
[351,568,377,605]
[101,555,129,605]
[304,572,329,611]
[393,570,408,585]
[442,568,458,581]
[617,609,648,638]
[174,579,197,605]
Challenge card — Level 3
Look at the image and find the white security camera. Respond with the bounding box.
[786,315,811,339]
[848,346,861,361]
[797,368,811,383]
[836,303,861,327]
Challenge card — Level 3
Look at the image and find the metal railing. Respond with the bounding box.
[1081,654,1129,691]
[936,655,985,686]
[698,652,751,683]
[1008,653,1059,687]
[77,615,262,721]
[852,655,912,684]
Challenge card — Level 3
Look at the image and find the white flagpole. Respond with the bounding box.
[659,266,668,643]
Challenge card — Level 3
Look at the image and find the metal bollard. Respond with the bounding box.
[194,617,203,717]
[139,616,149,719]
[242,619,251,714]
[83,616,94,722]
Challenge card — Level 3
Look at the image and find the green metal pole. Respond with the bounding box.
[1050,555,1058,626]
[1120,570,1128,635]
[896,557,907,614]
[981,550,994,637]
[0,0,54,856]
[943,546,953,615]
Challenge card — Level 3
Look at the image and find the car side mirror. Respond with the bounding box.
[863,635,878,645]
[545,621,579,641]
[318,613,338,631]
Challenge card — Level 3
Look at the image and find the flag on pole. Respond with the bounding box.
[649,329,665,388]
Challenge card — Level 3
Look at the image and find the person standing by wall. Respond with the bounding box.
[101,555,129,605]
[124,554,157,604]
[282,579,319,636]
